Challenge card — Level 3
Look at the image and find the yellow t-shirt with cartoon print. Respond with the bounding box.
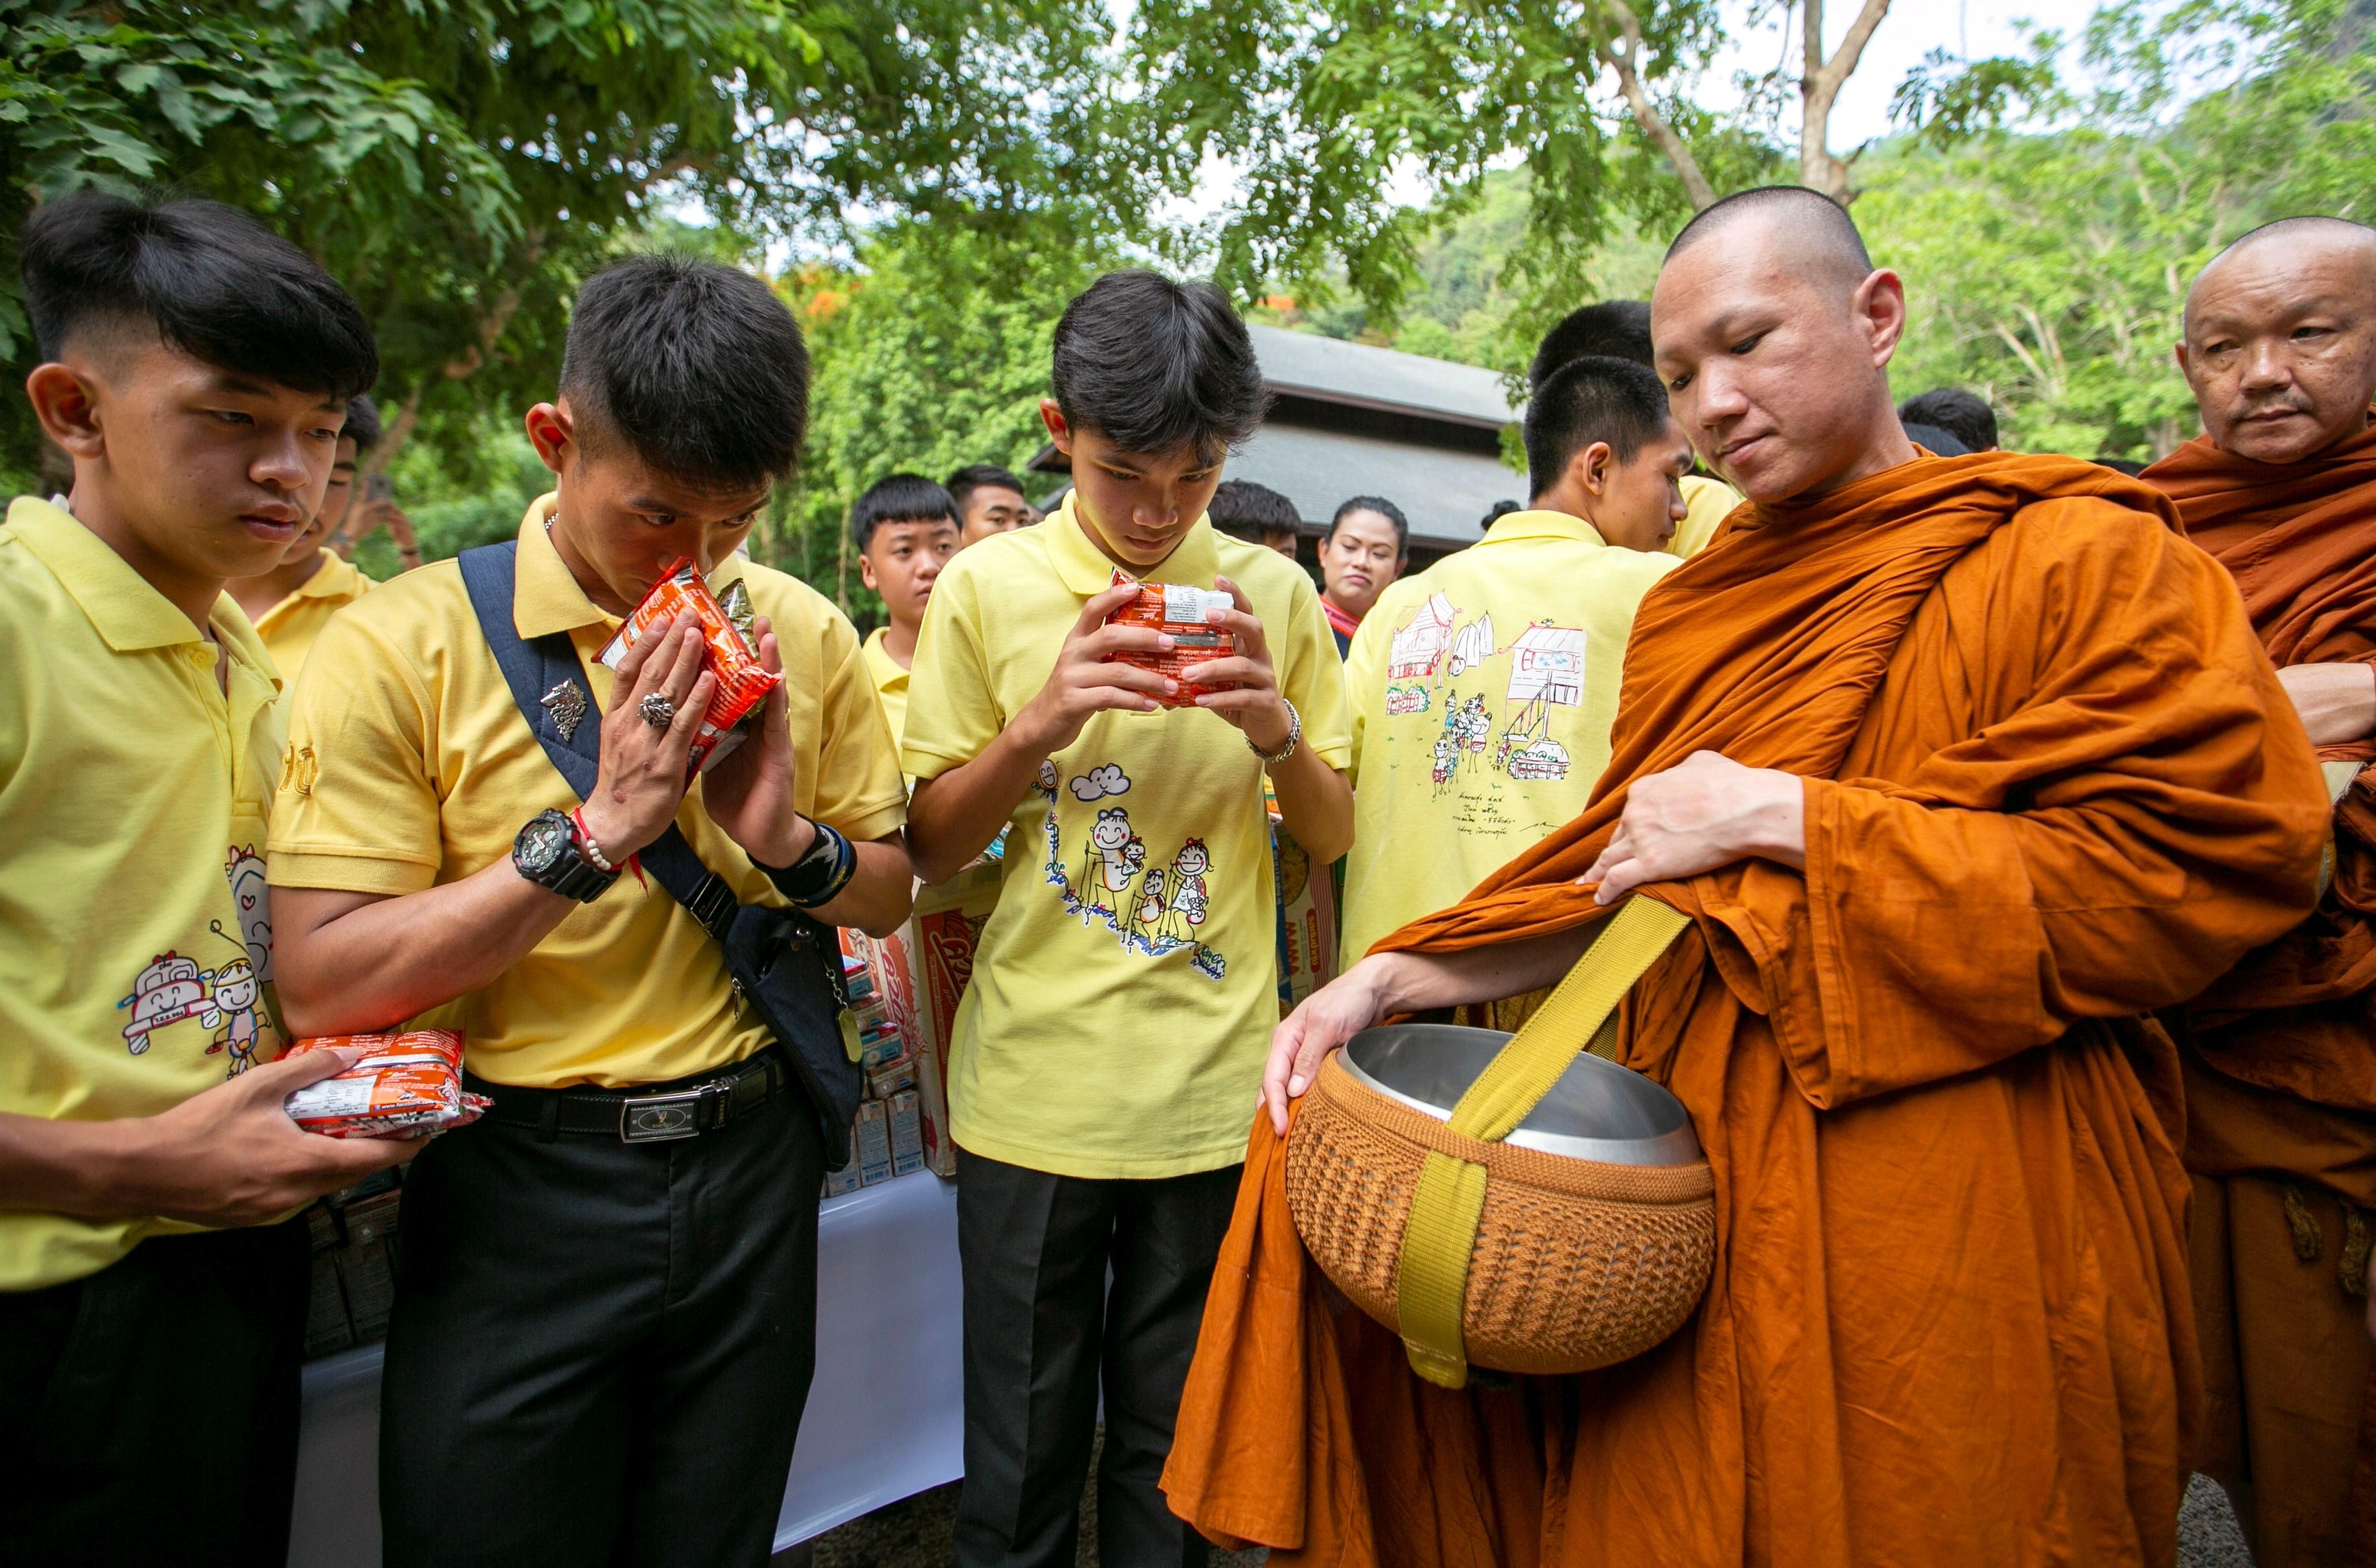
[1337,508,1679,968]
[0,497,289,1290]
[902,495,1352,1180]
[269,497,907,1089]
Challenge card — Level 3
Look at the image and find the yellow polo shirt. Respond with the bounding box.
[861,626,910,753]
[269,497,907,1088]
[0,497,288,1290]
[252,548,374,683]
[1338,508,1679,966]
[1669,474,1745,558]
[903,495,1352,1179]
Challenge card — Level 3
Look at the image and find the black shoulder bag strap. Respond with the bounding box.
[456,541,861,1153]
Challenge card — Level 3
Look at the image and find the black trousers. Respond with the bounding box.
[379,1079,827,1568]
[953,1148,1242,1568]
[0,1220,309,1568]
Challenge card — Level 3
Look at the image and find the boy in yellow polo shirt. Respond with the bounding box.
[231,389,385,679]
[1531,298,1744,556]
[852,471,961,751]
[1338,355,1690,967]
[903,271,1353,1568]
[227,392,380,683]
[0,191,409,1567]
[269,256,914,1568]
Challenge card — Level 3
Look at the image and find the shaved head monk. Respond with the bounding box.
[2144,214,2376,1568]
[1159,185,2330,1568]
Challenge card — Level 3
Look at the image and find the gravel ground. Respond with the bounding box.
[2179,1473,2256,1567]
[783,1461,2249,1566]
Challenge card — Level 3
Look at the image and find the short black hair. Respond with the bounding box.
[1051,271,1268,464]
[20,190,377,401]
[1523,355,1675,498]
[1329,495,1408,556]
[1481,498,1523,528]
[559,253,808,492]
[1896,388,1997,451]
[850,472,959,551]
[1207,478,1302,545]
[945,463,1026,519]
[1900,421,1970,457]
[343,394,383,453]
[1530,301,1654,386]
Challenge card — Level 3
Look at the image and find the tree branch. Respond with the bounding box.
[1799,0,1892,197]
[1601,0,1718,210]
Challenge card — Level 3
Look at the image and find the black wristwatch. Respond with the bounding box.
[513,809,618,904]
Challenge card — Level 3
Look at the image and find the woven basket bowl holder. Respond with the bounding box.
[1285,897,1718,1388]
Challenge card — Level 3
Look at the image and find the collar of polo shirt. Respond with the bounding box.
[1041,491,1223,597]
[8,496,277,679]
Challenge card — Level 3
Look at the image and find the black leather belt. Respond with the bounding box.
[467,1048,789,1143]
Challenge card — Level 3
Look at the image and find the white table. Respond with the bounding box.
[286,1169,965,1565]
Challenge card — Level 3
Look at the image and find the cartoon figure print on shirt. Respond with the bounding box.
[1042,763,1227,979]
[1388,595,1585,819]
[115,844,279,1074]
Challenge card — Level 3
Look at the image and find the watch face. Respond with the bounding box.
[518,813,571,874]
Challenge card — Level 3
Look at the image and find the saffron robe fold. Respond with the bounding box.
[1162,453,2329,1568]
[2149,421,2376,1113]
[2145,425,2376,1568]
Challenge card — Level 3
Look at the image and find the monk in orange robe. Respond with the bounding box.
[2141,215,2376,1568]
[1160,186,2330,1568]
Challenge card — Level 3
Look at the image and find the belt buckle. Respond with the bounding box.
[619,1084,712,1142]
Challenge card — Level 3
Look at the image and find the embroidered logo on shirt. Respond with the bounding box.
[280,743,321,796]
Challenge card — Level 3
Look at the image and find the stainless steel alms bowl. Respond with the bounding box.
[1339,1023,1703,1167]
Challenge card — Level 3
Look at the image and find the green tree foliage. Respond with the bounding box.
[772,223,1115,616]
[1125,0,1743,329]
[0,0,1148,490]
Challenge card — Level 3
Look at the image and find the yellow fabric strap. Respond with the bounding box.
[1394,897,1693,1386]
[2318,759,2362,899]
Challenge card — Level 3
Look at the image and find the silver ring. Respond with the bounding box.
[638,693,676,731]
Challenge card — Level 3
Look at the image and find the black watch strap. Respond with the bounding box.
[513,809,617,904]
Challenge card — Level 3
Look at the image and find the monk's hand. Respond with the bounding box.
[1184,576,1294,753]
[1583,750,1806,904]
[1262,960,1392,1135]
[2275,662,2376,746]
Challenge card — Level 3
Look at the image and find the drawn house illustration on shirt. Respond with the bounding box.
[1506,623,1585,707]
[1386,593,1458,681]
[1494,621,1586,781]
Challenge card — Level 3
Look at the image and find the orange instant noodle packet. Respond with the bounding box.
[597,559,782,773]
[1102,569,1236,709]
[280,1030,487,1140]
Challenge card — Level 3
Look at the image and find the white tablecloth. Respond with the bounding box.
[286,1169,965,1566]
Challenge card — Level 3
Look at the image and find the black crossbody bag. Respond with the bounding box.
[457,542,862,1154]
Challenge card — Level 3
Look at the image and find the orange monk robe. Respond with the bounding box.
[2146,424,2376,1568]
[1163,453,2330,1568]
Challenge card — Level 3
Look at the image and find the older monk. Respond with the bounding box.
[2142,215,2376,1568]
[1158,186,2330,1567]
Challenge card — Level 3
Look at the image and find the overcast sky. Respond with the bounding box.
[1710,0,2047,150]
